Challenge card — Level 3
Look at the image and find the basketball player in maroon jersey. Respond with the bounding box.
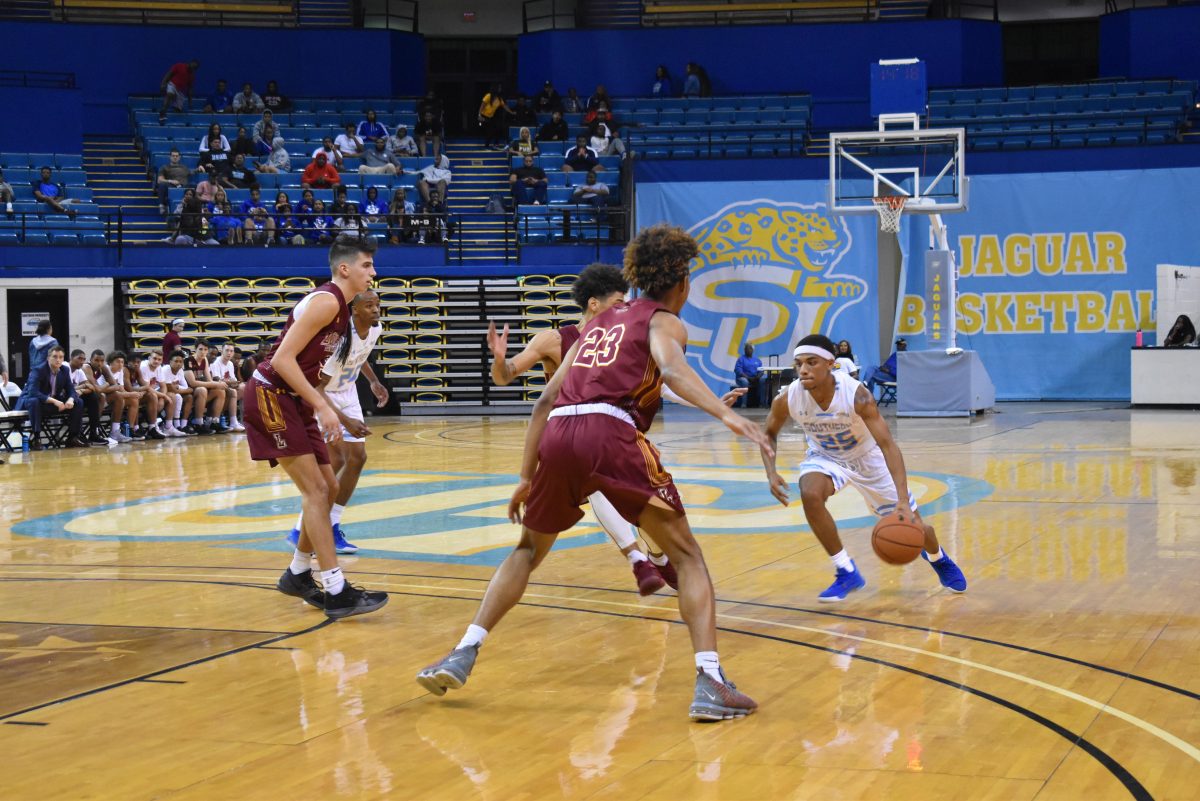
[418,225,773,721]
[245,234,388,619]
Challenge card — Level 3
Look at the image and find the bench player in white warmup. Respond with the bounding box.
[289,289,389,554]
[758,334,967,601]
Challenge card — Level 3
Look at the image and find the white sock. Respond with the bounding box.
[294,512,304,532]
[648,551,669,567]
[457,623,488,650]
[626,549,648,566]
[588,491,638,550]
[289,549,311,575]
[695,650,723,682]
[831,549,854,572]
[330,503,346,526]
[322,566,346,595]
[111,422,120,436]
[926,547,944,562]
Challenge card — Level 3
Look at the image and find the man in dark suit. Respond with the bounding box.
[20,345,88,449]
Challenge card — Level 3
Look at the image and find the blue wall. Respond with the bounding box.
[1101,6,1200,85]
[0,22,425,136]
[0,87,83,154]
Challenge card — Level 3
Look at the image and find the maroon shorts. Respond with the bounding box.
[522,413,684,534]
[244,378,329,468]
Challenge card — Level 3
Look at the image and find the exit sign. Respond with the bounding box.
[462,11,476,22]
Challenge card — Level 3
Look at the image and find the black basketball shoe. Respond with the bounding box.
[276,568,325,608]
[323,584,389,619]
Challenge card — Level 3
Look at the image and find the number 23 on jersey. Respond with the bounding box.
[573,324,626,368]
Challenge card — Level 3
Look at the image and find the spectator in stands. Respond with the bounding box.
[158,59,199,123]
[106,351,148,441]
[195,166,219,204]
[158,349,200,436]
[273,193,304,245]
[258,136,290,174]
[244,205,275,245]
[1163,314,1196,347]
[162,319,184,358]
[509,155,548,206]
[230,126,257,161]
[512,95,537,128]
[683,62,712,97]
[32,166,75,218]
[232,82,264,113]
[415,111,443,160]
[199,123,230,154]
[0,168,14,218]
[416,154,452,204]
[23,346,86,449]
[589,110,627,158]
[302,198,335,244]
[536,80,563,114]
[135,350,170,438]
[835,339,856,363]
[651,65,675,98]
[360,138,402,175]
[211,197,244,244]
[863,338,906,395]
[418,188,450,245]
[262,80,289,112]
[418,89,444,124]
[69,348,105,443]
[479,84,514,151]
[335,123,364,162]
[313,136,343,171]
[361,186,387,223]
[185,342,232,433]
[572,171,610,207]
[155,148,191,215]
[210,342,245,431]
[563,135,601,173]
[387,187,415,244]
[357,109,388,142]
[226,153,258,190]
[329,186,362,235]
[204,78,234,113]
[563,87,583,113]
[538,110,568,144]
[296,188,316,218]
[508,126,540,157]
[200,140,232,183]
[733,343,763,408]
[240,186,267,217]
[173,191,218,245]
[252,110,278,144]
[388,124,418,157]
[587,85,612,113]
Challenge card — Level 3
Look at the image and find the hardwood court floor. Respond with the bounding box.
[0,403,1197,801]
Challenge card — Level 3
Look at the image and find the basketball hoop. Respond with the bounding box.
[872,196,907,233]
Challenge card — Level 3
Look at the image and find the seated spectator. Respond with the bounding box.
[239,186,266,217]
[863,338,907,394]
[252,110,279,146]
[162,318,184,359]
[335,123,364,162]
[417,89,443,124]
[508,126,540,157]
[158,59,199,123]
[184,342,231,433]
[224,153,257,190]
[509,155,548,206]
[512,95,537,128]
[135,350,170,438]
[195,166,220,204]
[360,138,402,175]
[538,110,568,143]
[1163,314,1196,347]
[211,198,244,244]
[273,192,304,244]
[563,136,601,173]
[173,191,218,245]
[230,126,257,161]
[258,135,290,174]
[587,84,612,112]
[155,148,191,215]
[69,347,105,443]
[302,198,335,244]
[733,343,764,408]
[651,64,675,98]
[158,349,202,436]
[209,342,246,430]
[563,87,583,113]
[262,79,290,112]
[199,122,230,154]
[295,188,316,217]
[834,339,860,379]
[0,167,16,218]
[361,186,387,223]
[536,80,563,114]
[203,78,233,113]
[244,205,275,245]
[388,125,418,157]
[32,166,75,218]
[0,358,18,407]
[572,171,609,207]
[21,346,87,449]
[329,186,362,235]
[415,111,443,160]
[418,188,451,245]
[387,187,415,244]
[301,152,340,189]
[683,62,712,97]
[588,110,627,158]
[232,82,264,113]
[479,84,513,151]
[835,339,856,363]
[357,109,388,142]
[198,131,232,181]
[416,154,452,204]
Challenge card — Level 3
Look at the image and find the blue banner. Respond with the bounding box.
[638,167,1200,400]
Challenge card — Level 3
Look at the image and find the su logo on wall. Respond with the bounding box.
[682,199,867,387]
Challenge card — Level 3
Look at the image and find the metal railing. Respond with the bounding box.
[624,125,809,157]
[0,70,76,89]
[52,0,297,27]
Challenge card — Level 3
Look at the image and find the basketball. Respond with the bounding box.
[871,513,926,565]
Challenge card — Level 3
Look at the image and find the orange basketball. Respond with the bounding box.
[871,512,925,565]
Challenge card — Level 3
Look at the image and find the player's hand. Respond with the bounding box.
[721,410,774,458]
[720,387,748,407]
[768,472,790,506]
[370,380,389,408]
[344,417,371,439]
[508,478,531,524]
[487,320,509,361]
[317,404,342,444]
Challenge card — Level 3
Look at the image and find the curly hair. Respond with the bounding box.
[571,263,628,308]
[622,224,698,299]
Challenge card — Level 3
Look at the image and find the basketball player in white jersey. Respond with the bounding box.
[758,334,967,602]
[289,289,388,555]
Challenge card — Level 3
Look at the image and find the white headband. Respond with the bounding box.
[794,344,834,360]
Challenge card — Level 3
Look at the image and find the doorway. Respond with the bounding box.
[6,288,70,383]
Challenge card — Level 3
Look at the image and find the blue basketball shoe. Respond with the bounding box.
[818,563,866,603]
[922,551,967,592]
[286,527,300,548]
[332,523,359,554]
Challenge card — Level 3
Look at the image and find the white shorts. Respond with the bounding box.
[164,82,185,111]
[798,448,918,518]
[326,385,365,443]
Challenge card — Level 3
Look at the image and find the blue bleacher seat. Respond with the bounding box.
[50,232,79,245]
[22,232,49,245]
[55,154,83,170]
[0,232,19,245]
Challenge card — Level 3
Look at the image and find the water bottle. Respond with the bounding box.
[21,433,29,452]
[122,421,130,437]
[1135,328,1143,348]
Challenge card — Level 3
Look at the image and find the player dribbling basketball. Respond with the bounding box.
[758,334,967,602]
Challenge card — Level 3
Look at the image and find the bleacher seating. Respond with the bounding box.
[928,79,1197,151]
[0,152,103,244]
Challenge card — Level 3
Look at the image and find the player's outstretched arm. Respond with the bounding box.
[760,390,791,506]
[649,312,773,457]
[662,384,746,407]
[856,385,914,517]
[273,292,343,443]
[360,360,389,407]
[488,322,556,387]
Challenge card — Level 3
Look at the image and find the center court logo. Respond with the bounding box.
[684,199,866,387]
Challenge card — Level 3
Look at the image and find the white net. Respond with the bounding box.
[872,196,907,233]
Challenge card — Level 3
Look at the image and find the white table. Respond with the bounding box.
[1130,348,1200,405]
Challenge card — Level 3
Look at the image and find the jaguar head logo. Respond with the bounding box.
[683,199,866,387]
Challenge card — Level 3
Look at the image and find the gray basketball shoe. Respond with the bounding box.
[416,645,479,697]
[689,668,758,722]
